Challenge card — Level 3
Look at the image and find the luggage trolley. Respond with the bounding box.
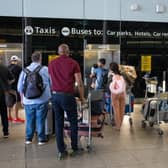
[143,76,158,98]
[87,91,92,151]
[64,89,105,151]
[125,92,134,126]
[83,89,105,151]
[141,92,168,135]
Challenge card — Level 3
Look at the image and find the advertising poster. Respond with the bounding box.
[141,55,151,72]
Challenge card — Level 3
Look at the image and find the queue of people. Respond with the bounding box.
[0,44,85,160]
[89,60,126,131]
[0,43,126,160]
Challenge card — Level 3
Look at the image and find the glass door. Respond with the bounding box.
[84,44,120,87]
[0,43,23,67]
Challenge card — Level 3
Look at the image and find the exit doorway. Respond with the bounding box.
[0,43,23,67]
[84,44,120,87]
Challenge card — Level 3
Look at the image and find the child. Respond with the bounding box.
[90,64,98,89]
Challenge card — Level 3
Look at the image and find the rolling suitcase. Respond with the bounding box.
[45,102,54,137]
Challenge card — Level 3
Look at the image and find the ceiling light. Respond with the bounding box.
[155,4,165,13]
[130,3,140,11]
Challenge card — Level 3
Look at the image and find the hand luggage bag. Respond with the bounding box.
[45,102,54,137]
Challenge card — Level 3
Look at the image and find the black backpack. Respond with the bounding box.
[23,66,44,99]
[101,69,108,89]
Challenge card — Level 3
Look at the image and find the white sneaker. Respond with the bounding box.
[25,141,32,145]
[3,134,9,138]
[38,141,46,145]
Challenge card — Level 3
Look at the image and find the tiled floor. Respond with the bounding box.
[1,104,168,168]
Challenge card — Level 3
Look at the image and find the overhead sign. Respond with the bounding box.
[141,55,151,72]
[24,26,59,36]
[24,26,34,35]
[61,27,70,36]
[24,25,168,38]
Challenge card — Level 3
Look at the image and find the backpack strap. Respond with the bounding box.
[23,68,31,75]
[34,65,42,73]
[23,65,42,74]
[113,74,122,80]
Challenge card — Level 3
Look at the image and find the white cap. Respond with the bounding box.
[10,55,19,61]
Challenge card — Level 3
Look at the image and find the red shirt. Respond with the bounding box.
[48,55,80,94]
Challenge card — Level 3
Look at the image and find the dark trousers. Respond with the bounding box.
[0,92,9,135]
[52,93,78,153]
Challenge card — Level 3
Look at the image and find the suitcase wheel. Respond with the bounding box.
[158,129,164,136]
[149,122,154,127]
[141,120,147,128]
[129,118,133,126]
[86,145,92,152]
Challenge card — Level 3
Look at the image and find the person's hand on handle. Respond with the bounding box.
[74,72,85,103]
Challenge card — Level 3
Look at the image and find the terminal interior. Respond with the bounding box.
[0,16,168,168]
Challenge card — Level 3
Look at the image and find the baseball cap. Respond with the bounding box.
[10,55,19,61]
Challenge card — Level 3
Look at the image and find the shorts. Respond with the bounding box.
[15,92,21,102]
[5,91,21,108]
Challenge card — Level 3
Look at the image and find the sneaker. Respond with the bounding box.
[8,117,13,122]
[13,118,25,123]
[3,133,9,138]
[38,141,47,146]
[57,151,68,160]
[69,148,84,157]
[25,140,32,145]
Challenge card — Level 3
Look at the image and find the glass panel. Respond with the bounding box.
[84,44,120,87]
[0,43,23,67]
[22,1,121,83]
[0,17,22,66]
[20,2,168,97]
[83,0,121,89]
[120,21,168,97]
[23,18,85,70]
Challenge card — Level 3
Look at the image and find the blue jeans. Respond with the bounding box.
[52,93,78,153]
[24,102,48,142]
[105,92,111,113]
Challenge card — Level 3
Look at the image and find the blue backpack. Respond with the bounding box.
[101,69,108,89]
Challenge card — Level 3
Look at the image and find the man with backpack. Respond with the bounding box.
[90,58,108,115]
[17,52,51,145]
[90,58,108,90]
